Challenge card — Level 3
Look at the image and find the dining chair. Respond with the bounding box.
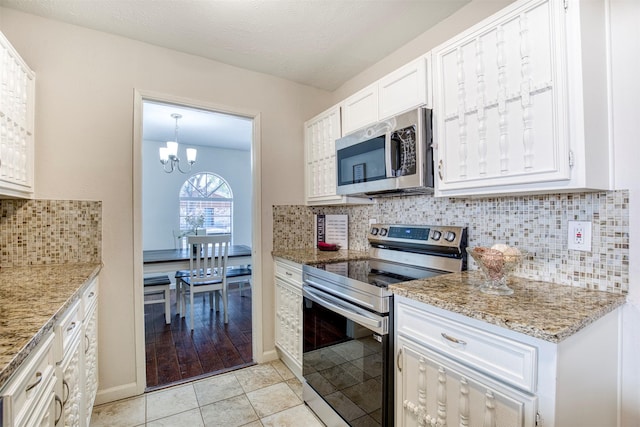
[143,275,172,324]
[176,234,231,330]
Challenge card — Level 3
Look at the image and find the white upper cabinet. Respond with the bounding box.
[341,83,378,136]
[341,55,430,136]
[304,105,372,206]
[378,54,430,121]
[433,0,610,196]
[0,31,35,198]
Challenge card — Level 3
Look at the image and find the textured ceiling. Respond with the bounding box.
[1,0,472,150]
[0,0,470,91]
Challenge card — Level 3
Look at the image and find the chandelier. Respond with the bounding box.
[159,113,197,173]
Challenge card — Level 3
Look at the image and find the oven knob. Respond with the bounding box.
[444,231,456,242]
[431,230,442,241]
[379,228,388,236]
[371,227,379,235]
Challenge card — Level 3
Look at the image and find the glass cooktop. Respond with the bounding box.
[313,259,447,288]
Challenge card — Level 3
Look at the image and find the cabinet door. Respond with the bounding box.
[0,31,35,198]
[305,106,341,204]
[379,55,429,120]
[341,83,378,135]
[58,334,83,427]
[83,302,98,426]
[433,0,569,194]
[274,276,302,373]
[396,337,537,427]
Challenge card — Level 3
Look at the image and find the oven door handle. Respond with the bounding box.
[303,286,388,335]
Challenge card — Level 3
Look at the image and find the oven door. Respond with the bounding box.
[302,285,392,427]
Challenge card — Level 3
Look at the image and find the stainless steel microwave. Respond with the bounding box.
[335,107,433,197]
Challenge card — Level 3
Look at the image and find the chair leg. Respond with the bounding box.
[164,286,171,324]
[190,288,195,331]
[222,286,228,324]
[209,292,214,309]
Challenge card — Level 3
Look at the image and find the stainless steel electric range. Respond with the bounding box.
[302,224,467,427]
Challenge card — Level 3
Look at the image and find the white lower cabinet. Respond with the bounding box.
[395,295,620,427]
[397,337,536,427]
[54,300,83,427]
[1,333,58,427]
[274,258,303,378]
[82,279,99,426]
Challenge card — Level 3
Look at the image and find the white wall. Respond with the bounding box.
[610,0,640,424]
[142,139,252,250]
[0,6,330,402]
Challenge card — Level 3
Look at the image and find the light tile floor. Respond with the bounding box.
[90,360,325,427]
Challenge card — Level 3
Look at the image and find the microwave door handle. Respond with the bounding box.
[384,134,394,178]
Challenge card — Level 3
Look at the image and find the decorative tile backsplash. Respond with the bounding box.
[0,199,102,267]
[273,190,629,294]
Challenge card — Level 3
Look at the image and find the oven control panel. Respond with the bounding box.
[368,224,467,249]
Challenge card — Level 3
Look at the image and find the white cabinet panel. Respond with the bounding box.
[379,55,429,120]
[433,0,610,197]
[434,0,568,194]
[0,31,34,198]
[274,259,303,378]
[342,55,430,136]
[397,337,536,427]
[304,105,372,206]
[341,84,378,136]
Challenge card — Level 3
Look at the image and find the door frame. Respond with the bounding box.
[132,89,263,393]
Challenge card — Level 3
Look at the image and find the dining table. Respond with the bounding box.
[143,244,252,274]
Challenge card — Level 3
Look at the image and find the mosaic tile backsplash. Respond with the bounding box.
[273,190,629,294]
[0,199,102,267]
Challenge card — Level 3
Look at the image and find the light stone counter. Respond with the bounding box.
[390,270,626,343]
[271,248,370,265]
[0,263,102,388]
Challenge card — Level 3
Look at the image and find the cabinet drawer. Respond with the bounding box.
[82,278,99,317]
[396,301,537,392]
[54,301,82,362]
[274,260,302,286]
[2,333,56,427]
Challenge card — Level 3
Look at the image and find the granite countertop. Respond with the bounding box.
[272,248,370,265]
[0,263,102,388]
[390,271,626,343]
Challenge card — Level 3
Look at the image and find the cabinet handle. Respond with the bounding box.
[62,379,70,404]
[397,348,403,372]
[66,321,77,332]
[438,160,444,181]
[85,334,90,354]
[88,291,95,298]
[54,394,63,425]
[285,271,292,276]
[441,332,467,346]
[26,371,42,392]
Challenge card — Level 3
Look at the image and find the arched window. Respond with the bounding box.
[179,173,233,235]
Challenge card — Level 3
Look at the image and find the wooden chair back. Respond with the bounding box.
[187,235,231,286]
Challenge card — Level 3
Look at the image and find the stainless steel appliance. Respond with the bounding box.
[335,107,433,197]
[302,224,467,427]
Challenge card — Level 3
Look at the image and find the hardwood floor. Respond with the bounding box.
[144,284,253,390]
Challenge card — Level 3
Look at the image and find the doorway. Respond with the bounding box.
[133,92,262,392]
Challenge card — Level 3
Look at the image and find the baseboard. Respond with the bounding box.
[260,348,278,363]
[94,382,142,406]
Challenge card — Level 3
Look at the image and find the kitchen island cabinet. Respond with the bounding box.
[391,272,625,427]
[432,0,611,197]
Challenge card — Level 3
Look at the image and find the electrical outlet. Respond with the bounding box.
[369,218,378,225]
[568,220,592,251]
